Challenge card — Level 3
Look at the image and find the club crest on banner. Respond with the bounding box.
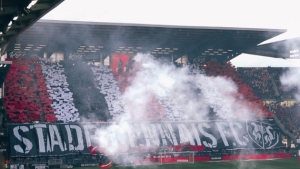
[246,120,279,149]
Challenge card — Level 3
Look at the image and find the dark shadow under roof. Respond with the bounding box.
[8,20,286,61]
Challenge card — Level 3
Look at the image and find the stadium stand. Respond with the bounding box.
[268,68,283,95]
[112,57,186,121]
[4,55,280,123]
[100,58,278,121]
[156,95,183,121]
[200,61,273,119]
[41,59,80,122]
[3,56,280,123]
[62,59,109,121]
[269,67,298,99]
[90,64,129,120]
[91,61,170,121]
[4,56,56,123]
[115,72,170,121]
[268,103,300,138]
[238,67,276,99]
[2,56,296,168]
[1,15,298,168]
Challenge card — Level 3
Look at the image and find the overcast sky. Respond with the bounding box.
[42,0,300,67]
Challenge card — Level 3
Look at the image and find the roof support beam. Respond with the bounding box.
[31,3,52,11]
[4,29,18,36]
[9,21,27,29]
[0,0,64,54]
[18,14,38,21]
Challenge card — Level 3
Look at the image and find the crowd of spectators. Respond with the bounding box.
[62,59,109,121]
[41,59,79,122]
[90,64,128,120]
[238,68,276,99]
[4,56,56,123]
[267,102,300,138]
[1,55,299,125]
[92,63,165,121]
[199,61,273,119]
[112,57,184,121]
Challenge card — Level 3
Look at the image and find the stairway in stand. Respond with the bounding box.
[267,69,280,97]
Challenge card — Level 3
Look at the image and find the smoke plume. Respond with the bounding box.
[89,53,262,161]
[280,67,300,102]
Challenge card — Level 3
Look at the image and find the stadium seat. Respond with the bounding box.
[40,59,79,122]
[3,56,61,123]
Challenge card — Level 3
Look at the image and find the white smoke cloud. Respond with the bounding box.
[91,53,261,160]
[122,53,253,121]
[280,67,300,101]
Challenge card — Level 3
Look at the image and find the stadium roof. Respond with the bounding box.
[0,0,64,55]
[7,20,286,62]
[245,37,300,59]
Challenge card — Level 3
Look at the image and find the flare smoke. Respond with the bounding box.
[91,53,259,156]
